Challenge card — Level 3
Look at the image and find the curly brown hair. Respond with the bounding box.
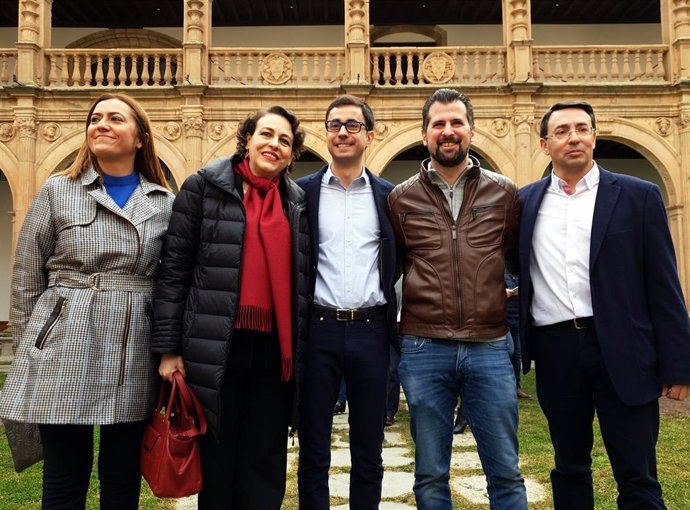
[235,106,306,173]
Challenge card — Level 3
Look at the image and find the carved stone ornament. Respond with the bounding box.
[208,122,227,141]
[163,121,182,141]
[183,116,206,137]
[14,117,39,138]
[679,112,690,129]
[374,122,389,141]
[654,117,672,137]
[42,122,61,142]
[421,52,456,84]
[490,119,509,138]
[261,53,293,85]
[0,122,15,142]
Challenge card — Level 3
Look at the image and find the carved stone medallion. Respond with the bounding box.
[490,119,509,138]
[163,122,182,141]
[0,122,15,142]
[261,53,293,85]
[42,122,61,142]
[421,52,455,84]
[208,122,227,141]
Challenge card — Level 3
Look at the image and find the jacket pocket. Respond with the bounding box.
[466,204,505,247]
[401,211,442,250]
[34,296,68,350]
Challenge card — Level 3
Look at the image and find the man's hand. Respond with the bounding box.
[159,354,186,382]
[661,384,690,401]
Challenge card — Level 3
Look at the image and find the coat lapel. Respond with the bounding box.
[519,177,550,262]
[304,166,327,261]
[589,168,621,268]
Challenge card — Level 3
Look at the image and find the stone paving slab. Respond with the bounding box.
[453,475,548,505]
[383,430,405,446]
[452,431,478,447]
[330,470,415,499]
[450,450,483,470]
[333,503,415,510]
[382,447,413,467]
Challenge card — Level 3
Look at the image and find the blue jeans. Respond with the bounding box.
[399,335,527,510]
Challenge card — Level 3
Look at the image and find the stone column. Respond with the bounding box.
[16,0,52,86]
[502,0,533,83]
[183,0,210,85]
[180,90,206,175]
[12,99,39,235]
[511,84,539,186]
[675,92,690,299]
[664,0,690,82]
[344,0,370,87]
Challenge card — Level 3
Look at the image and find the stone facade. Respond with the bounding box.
[1,0,690,318]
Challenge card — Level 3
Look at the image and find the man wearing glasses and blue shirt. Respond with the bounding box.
[519,100,690,509]
[296,95,398,509]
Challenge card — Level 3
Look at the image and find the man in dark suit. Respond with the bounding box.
[296,95,398,510]
[519,100,690,509]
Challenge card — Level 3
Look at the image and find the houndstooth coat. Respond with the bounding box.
[0,168,174,424]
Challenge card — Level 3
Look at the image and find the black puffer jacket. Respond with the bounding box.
[152,154,311,437]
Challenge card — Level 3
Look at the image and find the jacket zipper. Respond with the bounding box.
[35,297,68,350]
[118,292,132,386]
[449,188,462,326]
[471,204,501,220]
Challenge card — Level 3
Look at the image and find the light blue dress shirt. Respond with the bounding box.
[313,165,387,309]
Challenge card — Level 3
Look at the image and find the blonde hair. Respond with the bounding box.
[58,93,168,187]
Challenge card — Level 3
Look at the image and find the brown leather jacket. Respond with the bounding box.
[388,158,519,341]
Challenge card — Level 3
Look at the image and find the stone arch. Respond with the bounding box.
[67,29,181,49]
[35,131,85,185]
[371,25,447,46]
[368,122,516,177]
[152,135,187,188]
[0,142,20,202]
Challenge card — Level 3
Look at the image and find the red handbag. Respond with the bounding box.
[141,371,207,498]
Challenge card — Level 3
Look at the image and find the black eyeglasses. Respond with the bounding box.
[325,119,368,134]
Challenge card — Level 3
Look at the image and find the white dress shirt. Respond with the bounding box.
[529,163,600,326]
[313,165,386,309]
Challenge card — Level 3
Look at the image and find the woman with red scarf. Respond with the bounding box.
[152,106,311,509]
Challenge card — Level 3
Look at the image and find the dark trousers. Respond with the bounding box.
[386,344,401,418]
[298,316,389,510]
[39,421,145,510]
[198,329,291,510]
[532,325,665,510]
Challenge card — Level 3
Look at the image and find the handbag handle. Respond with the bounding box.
[171,371,208,436]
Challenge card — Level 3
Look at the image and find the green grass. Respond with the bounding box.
[2,371,689,508]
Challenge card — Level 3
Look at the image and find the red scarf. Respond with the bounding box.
[234,158,293,381]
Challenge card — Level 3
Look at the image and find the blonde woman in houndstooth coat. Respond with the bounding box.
[0,93,174,509]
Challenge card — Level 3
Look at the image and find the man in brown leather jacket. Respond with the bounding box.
[387,88,527,510]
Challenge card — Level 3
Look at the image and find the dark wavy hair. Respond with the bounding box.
[235,106,306,173]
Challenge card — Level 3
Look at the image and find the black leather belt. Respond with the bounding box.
[542,317,594,330]
[312,304,387,321]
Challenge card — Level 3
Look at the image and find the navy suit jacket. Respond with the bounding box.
[518,167,690,405]
[296,165,398,346]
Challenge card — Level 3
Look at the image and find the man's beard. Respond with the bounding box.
[431,141,468,168]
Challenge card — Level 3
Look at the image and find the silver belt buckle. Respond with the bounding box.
[573,318,587,329]
[336,308,355,321]
[86,272,101,291]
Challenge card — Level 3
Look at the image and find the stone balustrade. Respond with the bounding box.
[371,46,506,87]
[44,49,183,87]
[0,50,16,86]
[0,44,672,90]
[533,45,668,83]
[208,48,345,87]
